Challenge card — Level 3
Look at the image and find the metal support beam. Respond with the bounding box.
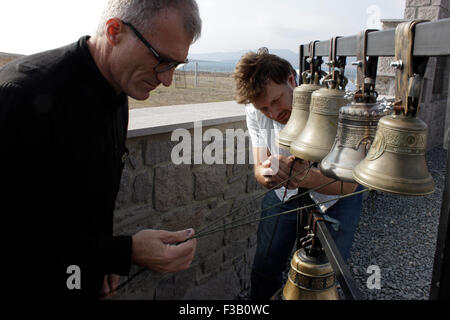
[314,214,365,300]
[430,130,450,299]
[301,18,450,58]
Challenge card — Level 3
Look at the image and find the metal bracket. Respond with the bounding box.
[325,36,348,90]
[313,212,365,300]
[393,20,429,116]
[354,29,379,103]
[300,40,324,85]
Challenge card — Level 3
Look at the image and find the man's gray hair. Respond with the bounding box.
[96,0,202,42]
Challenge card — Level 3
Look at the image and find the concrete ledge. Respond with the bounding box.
[127,101,246,138]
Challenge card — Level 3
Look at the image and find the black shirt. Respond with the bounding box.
[0,36,132,299]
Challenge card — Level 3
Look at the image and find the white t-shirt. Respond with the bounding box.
[245,105,337,212]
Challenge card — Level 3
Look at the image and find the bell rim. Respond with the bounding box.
[353,167,435,196]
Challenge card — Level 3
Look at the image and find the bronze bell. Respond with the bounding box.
[290,72,349,162]
[320,29,390,182]
[277,248,339,300]
[352,114,435,195]
[276,72,322,150]
[353,20,435,196]
[320,101,391,182]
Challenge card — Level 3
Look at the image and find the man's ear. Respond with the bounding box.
[287,73,297,88]
[105,18,124,46]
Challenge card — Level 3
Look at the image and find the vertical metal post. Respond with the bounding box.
[430,129,450,299]
[299,44,305,85]
[194,62,198,88]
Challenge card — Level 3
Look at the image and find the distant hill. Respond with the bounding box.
[189,49,300,69]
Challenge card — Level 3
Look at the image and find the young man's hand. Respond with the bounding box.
[259,155,310,189]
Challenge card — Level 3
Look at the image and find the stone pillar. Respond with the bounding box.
[403,0,450,150]
[404,0,450,20]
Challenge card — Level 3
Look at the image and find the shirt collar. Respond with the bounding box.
[77,35,127,109]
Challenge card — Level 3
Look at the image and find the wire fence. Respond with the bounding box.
[174,66,234,89]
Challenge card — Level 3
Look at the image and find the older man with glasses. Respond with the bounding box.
[0,0,201,299]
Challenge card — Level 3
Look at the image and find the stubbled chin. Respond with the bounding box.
[131,90,150,101]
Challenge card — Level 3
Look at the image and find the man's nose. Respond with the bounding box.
[156,68,175,87]
[270,108,282,119]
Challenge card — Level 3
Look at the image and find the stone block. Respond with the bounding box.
[144,140,177,166]
[406,0,432,6]
[223,180,246,200]
[195,271,216,286]
[159,205,207,232]
[154,163,193,212]
[246,244,257,264]
[432,0,450,11]
[224,217,258,244]
[404,7,417,19]
[154,269,196,300]
[132,172,153,204]
[417,6,442,20]
[196,229,224,260]
[115,267,162,300]
[193,165,227,200]
[113,205,153,230]
[206,202,232,222]
[202,249,224,275]
[182,266,241,299]
[246,173,261,193]
[115,166,131,209]
[377,57,396,76]
[223,239,248,261]
[125,138,144,170]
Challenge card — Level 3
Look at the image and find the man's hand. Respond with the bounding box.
[101,274,120,299]
[258,155,310,189]
[131,228,197,274]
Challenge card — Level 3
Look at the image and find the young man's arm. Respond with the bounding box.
[252,147,357,195]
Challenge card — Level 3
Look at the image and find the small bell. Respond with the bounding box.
[276,71,322,150]
[290,72,349,162]
[278,247,339,300]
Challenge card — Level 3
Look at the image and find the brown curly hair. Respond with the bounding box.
[233,49,297,104]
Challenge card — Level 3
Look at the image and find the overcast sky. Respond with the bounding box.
[0,0,405,55]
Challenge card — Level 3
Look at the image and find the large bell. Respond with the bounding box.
[353,20,435,196]
[320,102,390,182]
[352,114,435,195]
[290,74,348,162]
[276,72,322,150]
[275,248,339,300]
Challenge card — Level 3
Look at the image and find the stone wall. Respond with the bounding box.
[112,120,263,300]
[376,0,450,150]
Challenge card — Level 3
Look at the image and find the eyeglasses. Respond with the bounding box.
[122,21,188,73]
